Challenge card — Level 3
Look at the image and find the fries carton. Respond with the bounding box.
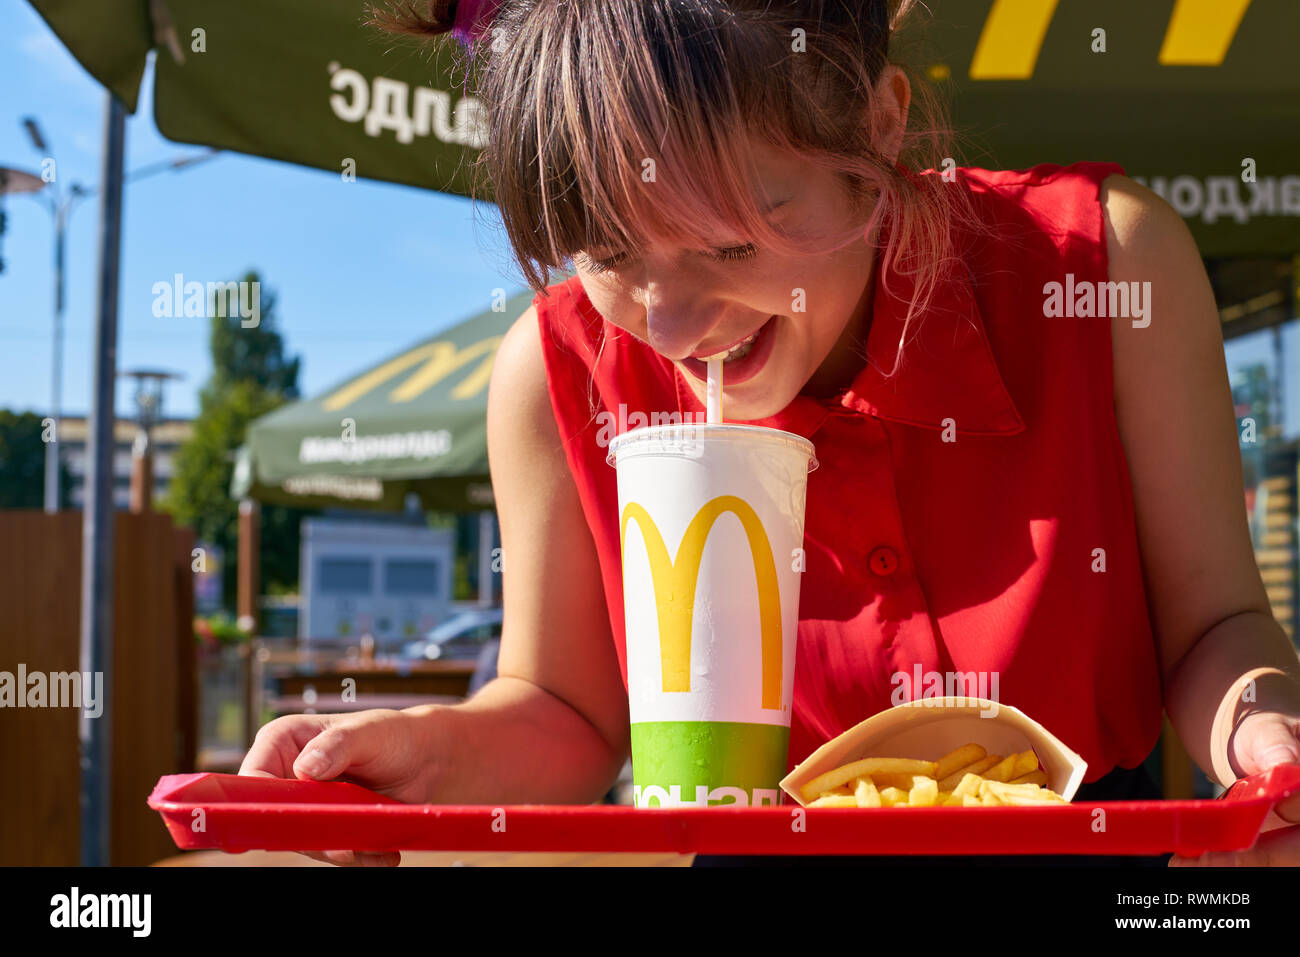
[780,697,1087,807]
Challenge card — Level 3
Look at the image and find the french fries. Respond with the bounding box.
[933,742,985,781]
[801,744,1067,807]
[854,776,881,808]
[937,754,1001,791]
[1008,769,1048,786]
[798,757,938,803]
[808,793,858,807]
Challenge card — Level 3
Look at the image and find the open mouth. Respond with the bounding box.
[681,314,779,387]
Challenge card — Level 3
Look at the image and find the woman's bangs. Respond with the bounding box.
[526,1,796,264]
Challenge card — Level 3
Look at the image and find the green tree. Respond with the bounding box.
[0,410,73,508]
[209,278,300,395]
[161,272,314,610]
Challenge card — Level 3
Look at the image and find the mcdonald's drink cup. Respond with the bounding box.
[606,423,817,807]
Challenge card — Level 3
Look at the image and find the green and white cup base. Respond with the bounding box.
[630,721,790,807]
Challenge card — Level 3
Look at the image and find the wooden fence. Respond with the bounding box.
[0,510,196,865]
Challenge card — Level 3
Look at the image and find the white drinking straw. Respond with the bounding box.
[706,358,723,423]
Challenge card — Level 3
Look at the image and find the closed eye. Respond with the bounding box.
[579,244,758,274]
[579,251,629,274]
[709,244,758,263]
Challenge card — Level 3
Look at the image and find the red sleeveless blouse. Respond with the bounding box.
[532,162,1164,782]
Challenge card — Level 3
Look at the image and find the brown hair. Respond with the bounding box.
[371,0,979,379]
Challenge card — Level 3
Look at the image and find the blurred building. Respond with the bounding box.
[56,415,193,509]
[1219,256,1300,646]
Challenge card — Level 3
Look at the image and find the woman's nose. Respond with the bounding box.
[643,279,719,361]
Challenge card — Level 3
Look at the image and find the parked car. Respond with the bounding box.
[401,608,503,662]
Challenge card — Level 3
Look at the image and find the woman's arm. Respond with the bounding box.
[1103,173,1300,788]
[411,302,631,804]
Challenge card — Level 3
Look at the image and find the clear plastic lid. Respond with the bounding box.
[605,422,818,472]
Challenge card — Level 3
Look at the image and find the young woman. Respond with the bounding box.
[241,0,1300,866]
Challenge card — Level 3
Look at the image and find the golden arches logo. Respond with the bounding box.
[969,0,1252,79]
[322,336,501,410]
[620,495,783,710]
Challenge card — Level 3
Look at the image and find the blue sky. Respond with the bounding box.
[1,2,1295,438]
[0,1,524,421]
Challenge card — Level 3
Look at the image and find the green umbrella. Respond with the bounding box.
[29,0,1299,253]
[29,0,486,196]
[231,287,540,511]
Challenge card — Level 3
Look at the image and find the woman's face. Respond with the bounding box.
[573,140,880,421]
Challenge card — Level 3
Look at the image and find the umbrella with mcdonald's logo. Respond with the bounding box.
[911,0,1298,256]
[27,0,1299,255]
[27,0,485,198]
[28,0,1297,516]
[231,286,539,512]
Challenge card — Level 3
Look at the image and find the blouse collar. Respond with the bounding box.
[572,223,1026,442]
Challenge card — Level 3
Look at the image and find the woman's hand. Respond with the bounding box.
[238,708,444,867]
[1170,710,1300,866]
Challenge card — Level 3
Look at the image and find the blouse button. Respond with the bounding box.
[868,546,899,576]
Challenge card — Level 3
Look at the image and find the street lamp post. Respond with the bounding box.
[45,182,91,513]
[3,116,221,863]
[119,368,183,513]
[21,115,89,512]
[4,118,219,515]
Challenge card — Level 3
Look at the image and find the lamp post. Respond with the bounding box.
[72,110,217,866]
[4,116,219,515]
[118,368,183,513]
[4,112,222,862]
[19,117,90,514]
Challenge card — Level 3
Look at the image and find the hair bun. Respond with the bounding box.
[452,0,506,47]
[369,0,503,49]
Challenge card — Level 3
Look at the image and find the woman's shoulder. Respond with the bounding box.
[950,161,1128,195]
[946,162,1133,236]
[933,162,1143,273]
[944,163,1183,273]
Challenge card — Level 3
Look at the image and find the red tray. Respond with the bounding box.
[147,766,1300,857]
